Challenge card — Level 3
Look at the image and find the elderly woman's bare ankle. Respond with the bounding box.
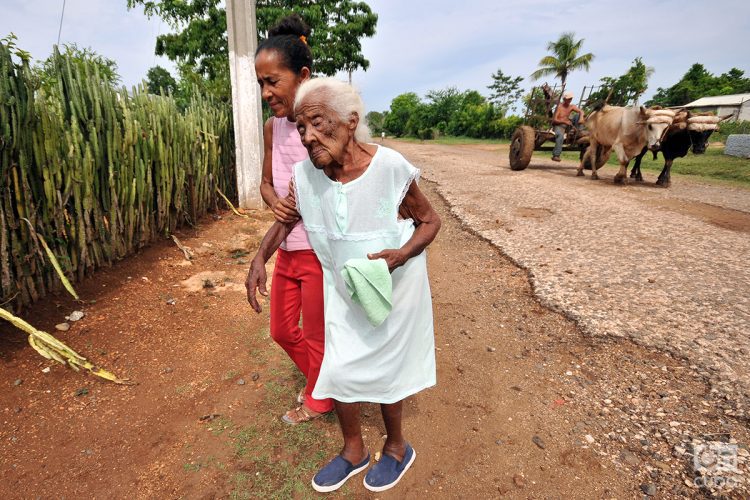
[382,440,407,462]
[340,440,367,464]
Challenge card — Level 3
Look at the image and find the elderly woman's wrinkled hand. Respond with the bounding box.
[245,257,269,313]
[367,248,406,273]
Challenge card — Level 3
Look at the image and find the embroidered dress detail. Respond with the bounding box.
[293,146,436,404]
[375,198,392,219]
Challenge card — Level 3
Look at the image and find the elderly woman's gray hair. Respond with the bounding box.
[294,77,371,143]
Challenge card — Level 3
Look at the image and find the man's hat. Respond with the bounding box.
[562,91,574,100]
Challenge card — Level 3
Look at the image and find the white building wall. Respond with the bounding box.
[717,106,739,120]
[739,101,750,122]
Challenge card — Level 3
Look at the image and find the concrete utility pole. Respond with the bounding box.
[226,0,264,209]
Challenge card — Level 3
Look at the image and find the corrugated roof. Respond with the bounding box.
[684,93,750,107]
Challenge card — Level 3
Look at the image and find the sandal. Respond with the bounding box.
[282,405,324,425]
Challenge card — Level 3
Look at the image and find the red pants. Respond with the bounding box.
[270,249,332,413]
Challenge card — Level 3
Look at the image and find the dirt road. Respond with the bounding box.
[391,139,750,419]
[1,142,749,498]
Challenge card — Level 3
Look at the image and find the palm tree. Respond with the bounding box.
[531,32,594,90]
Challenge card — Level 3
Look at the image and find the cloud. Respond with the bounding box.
[348,0,750,111]
[1,0,174,86]
[2,0,748,112]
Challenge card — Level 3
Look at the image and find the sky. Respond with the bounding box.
[2,0,175,87]
[3,0,750,112]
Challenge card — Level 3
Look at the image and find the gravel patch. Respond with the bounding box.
[391,141,750,419]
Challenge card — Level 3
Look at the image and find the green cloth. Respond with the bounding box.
[341,258,392,327]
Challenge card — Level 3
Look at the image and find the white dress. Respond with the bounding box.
[293,146,436,404]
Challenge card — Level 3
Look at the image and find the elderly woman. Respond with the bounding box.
[245,78,441,493]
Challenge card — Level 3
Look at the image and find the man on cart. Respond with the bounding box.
[551,90,585,162]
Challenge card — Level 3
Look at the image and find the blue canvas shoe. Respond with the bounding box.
[311,453,370,493]
[363,444,416,492]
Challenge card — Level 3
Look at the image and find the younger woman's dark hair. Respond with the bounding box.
[256,13,313,75]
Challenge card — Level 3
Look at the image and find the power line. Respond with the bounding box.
[57,0,67,46]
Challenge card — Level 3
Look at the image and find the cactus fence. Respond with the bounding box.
[0,44,235,311]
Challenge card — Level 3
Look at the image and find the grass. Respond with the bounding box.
[210,416,233,436]
[230,249,250,259]
[183,462,202,473]
[222,376,340,500]
[229,473,252,500]
[245,326,271,367]
[532,146,749,186]
[207,334,345,500]
[231,425,259,458]
[177,324,351,499]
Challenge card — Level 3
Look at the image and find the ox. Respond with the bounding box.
[629,113,728,187]
[577,106,675,183]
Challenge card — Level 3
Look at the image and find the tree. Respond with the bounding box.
[365,110,386,135]
[37,43,120,88]
[424,86,463,134]
[447,91,495,137]
[530,32,594,89]
[487,69,524,115]
[405,102,432,137]
[648,63,711,106]
[146,65,178,95]
[127,0,378,94]
[380,86,523,140]
[1,33,31,63]
[383,92,420,137]
[588,57,654,107]
[416,127,434,142]
[647,64,750,107]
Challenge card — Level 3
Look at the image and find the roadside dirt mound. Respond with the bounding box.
[180,271,246,294]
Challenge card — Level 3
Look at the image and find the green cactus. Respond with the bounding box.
[0,41,236,310]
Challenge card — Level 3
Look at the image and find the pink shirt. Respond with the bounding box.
[272,117,312,251]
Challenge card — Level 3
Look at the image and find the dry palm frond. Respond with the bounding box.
[22,219,79,300]
[0,308,131,384]
[171,235,194,261]
[216,187,249,219]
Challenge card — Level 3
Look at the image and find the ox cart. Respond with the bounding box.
[508,84,599,170]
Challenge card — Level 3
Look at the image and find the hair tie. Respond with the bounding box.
[299,35,307,45]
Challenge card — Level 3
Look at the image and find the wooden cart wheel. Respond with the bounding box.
[509,126,535,171]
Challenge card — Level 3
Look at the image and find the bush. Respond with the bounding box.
[714,120,750,143]
[0,42,234,310]
[489,116,524,139]
[417,128,435,141]
[381,86,525,141]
